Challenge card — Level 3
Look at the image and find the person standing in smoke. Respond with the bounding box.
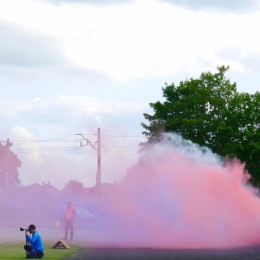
[24,224,44,258]
[63,201,76,241]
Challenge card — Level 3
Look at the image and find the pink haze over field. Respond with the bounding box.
[1,134,259,250]
[99,134,260,249]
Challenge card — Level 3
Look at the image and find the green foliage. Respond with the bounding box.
[0,240,82,260]
[63,180,84,196]
[141,66,260,186]
[0,142,21,189]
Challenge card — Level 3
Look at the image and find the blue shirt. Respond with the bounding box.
[26,231,44,252]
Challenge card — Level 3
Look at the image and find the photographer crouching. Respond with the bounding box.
[23,224,44,258]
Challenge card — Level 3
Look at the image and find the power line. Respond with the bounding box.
[102,145,139,148]
[101,135,144,138]
[11,143,140,153]
[13,140,78,146]
[78,133,96,136]
[12,145,140,154]
[102,146,123,176]
[14,147,92,154]
[12,134,77,145]
[3,131,143,155]
[10,134,144,146]
[13,146,81,152]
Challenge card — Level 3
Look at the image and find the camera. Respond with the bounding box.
[20,227,30,231]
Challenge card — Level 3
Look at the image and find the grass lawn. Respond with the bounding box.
[0,240,84,260]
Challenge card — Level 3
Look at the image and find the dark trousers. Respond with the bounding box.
[64,219,74,240]
[24,245,42,259]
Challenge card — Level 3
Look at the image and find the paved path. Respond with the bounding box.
[64,246,260,260]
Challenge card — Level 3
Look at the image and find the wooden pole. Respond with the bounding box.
[96,128,101,194]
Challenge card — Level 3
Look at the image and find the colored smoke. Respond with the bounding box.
[101,133,260,249]
[2,133,260,250]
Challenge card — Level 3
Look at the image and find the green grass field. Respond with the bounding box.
[0,240,83,260]
[0,227,102,259]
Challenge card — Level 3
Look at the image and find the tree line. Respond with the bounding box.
[0,141,21,188]
[141,66,260,186]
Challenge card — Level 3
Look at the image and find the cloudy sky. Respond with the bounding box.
[1,0,260,189]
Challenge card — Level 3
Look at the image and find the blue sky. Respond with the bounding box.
[1,0,260,189]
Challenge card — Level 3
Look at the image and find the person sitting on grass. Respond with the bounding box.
[24,224,44,259]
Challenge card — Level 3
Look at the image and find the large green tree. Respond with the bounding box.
[141,66,260,186]
[0,141,21,188]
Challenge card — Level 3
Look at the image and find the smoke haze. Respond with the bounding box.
[1,133,260,251]
[97,134,260,248]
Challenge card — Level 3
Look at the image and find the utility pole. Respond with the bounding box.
[96,128,101,193]
[5,139,12,190]
[77,128,101,194]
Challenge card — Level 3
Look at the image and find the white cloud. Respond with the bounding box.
[57,96,145,114]
[12,126,34,140]
[11,127,42,163]
[0,96,146,188]
[37,0,260,13]
[0,97,147,148]
[0,96,145,118]
[163,0,260,12]
[1,0,260,82]
[0,19,66,68]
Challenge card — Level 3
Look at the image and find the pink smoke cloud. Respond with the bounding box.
[99,134,260,249]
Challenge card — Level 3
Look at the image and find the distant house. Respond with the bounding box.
[82,181,119,197]
[10,181,63,204]
[101,181,119,196]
